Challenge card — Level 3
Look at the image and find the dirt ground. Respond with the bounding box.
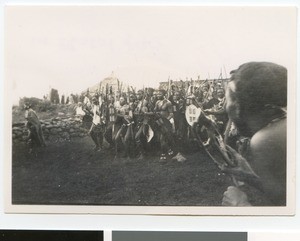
[12,136,233,206]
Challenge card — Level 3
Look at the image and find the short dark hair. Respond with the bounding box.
[230,62,287,114]
[24,102,31,109]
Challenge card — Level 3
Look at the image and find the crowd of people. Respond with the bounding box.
[72,61,289,206]
[25,62,287,206]
[75,77,229,162]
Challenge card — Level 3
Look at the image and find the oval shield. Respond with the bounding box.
[185,104,201,126]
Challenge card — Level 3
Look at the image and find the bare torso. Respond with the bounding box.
[250,118,286,205]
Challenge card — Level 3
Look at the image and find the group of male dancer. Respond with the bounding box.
[78,61,287,206]
[26,61,286,206]
[79,78,227,162]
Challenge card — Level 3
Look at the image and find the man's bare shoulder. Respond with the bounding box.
[250,118,286,151]
[165,99,172,106]
[249,118,286,205]
[250,118,286,169]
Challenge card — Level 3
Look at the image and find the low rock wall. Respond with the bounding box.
[12,117,90,144]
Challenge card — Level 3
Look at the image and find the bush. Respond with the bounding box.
[19,97,57,112]
[19,97,42,109]
[37,100,57,112]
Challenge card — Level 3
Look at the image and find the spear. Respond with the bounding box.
[218,68,223,79]
[98,82,102,95]
[105,83,109,100]
[127,86,130,103]
[185,81,190,97]
[190,78,194,94]
[120,81,123,94]
[223,65,228,79]
[130,86,135,95]
[167,76,170,99]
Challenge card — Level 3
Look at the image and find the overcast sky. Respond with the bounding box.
[5,6,296,104]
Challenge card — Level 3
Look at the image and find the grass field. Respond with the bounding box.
[11,103,268,207]
[12,136,233,206]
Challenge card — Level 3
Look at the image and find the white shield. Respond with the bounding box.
[146,125,154,143]
[185,104,201,126]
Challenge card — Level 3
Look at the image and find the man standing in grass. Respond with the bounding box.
[24,103,46,150]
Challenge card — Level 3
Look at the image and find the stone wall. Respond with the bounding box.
[12,117,90,144]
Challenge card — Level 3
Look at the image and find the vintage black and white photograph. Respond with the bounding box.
[5,6,296,214]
